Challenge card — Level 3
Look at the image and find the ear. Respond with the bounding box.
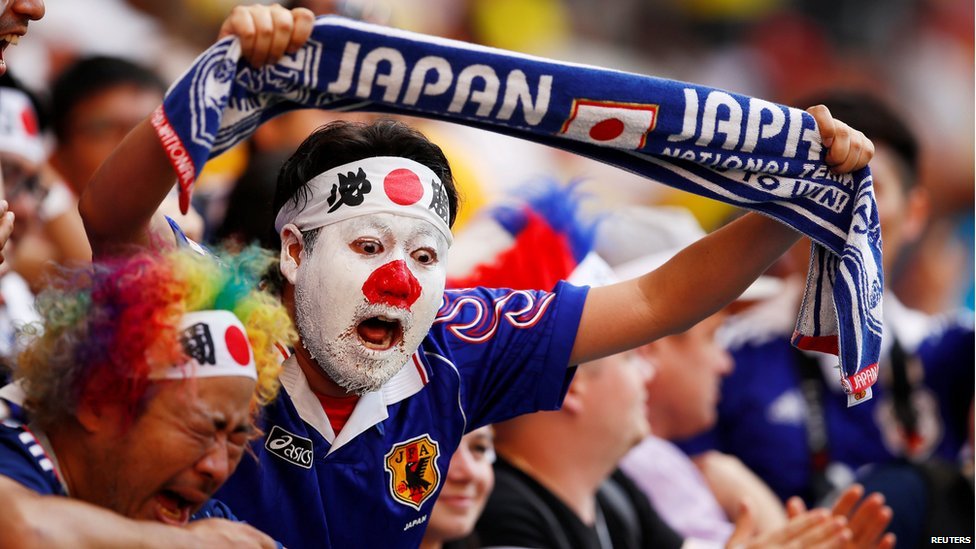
[561,375,588,415]
[75,396,115,435]
[902,186,930,244]
[279,224,305,284]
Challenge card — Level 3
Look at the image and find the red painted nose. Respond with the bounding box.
[362,260,422,309]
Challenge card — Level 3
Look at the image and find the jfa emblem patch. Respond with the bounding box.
[384,434,441,510]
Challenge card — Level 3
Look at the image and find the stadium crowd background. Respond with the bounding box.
[4,0,972,319]
[0,2,971,547]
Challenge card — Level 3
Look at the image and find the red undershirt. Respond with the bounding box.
[315,392,360,435]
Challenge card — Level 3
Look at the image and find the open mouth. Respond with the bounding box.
[356,315,403,351]
[154,490,195,526]
[0,34,20,72]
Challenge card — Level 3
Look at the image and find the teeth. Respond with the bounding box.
[159,505,181,519]
[0,35,19,46]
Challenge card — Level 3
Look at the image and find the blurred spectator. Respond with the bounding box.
[49,56,163,199]
[599,208,896,547]
[478,331,856,549]
[682,90,974,547]
[0,76,44,379]
[0,73,47,247]
[0,0,46,331]
[420,426,495,549]
[620,309,787,541]
[893,214,974,315]
[476,343,691,547]
[22,55,205,292]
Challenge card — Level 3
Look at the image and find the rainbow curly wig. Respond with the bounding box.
[16,246,296,431]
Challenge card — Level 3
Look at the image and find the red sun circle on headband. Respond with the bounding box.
[589,118,625,141]
[384,168,424,205]
[224,325,251,366]
[20,108,38,136]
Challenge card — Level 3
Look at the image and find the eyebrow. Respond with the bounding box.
[210,413,253,434]
[411,225,439,240]
[470,432,494,443]
[356,219,441,243]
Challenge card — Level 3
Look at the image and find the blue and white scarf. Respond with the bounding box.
[153,15,882,404]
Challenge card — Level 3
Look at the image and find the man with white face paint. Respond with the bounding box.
[208,121,595,549]
[78,5,877,548]
[280,157,453,396]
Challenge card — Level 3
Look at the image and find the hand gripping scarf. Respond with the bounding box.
[152,16,882,405]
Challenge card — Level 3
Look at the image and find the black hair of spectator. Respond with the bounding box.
[50,56,166,142]
[794,90,920,191]
[214,145,289,251]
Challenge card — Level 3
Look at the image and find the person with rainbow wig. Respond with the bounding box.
[0,246,295,548]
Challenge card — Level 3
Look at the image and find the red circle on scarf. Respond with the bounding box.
[384,168,424,205]
[225,325,251,366]
[589,118,625,141]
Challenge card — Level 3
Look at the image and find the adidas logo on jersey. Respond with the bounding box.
[265,425,314,469]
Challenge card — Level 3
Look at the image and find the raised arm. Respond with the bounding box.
[0,476,276,549]
[78,4,314,256]
[570,106,873,364]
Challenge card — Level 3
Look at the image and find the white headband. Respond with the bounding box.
[274,156,453,245]
[150,310,257,381]
[0,87,45,166]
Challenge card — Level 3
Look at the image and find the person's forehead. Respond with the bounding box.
[334,213,442,239]
[466,426,494,441]
[581,352,632,382]
[870,145,911,196]
[69,85,162,121]
[152,377,253,416]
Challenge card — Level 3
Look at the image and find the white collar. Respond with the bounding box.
[278,352,429,454]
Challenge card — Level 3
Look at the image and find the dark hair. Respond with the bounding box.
[50,56,166,142]
[795,90,919,191]
[273,118,461,233]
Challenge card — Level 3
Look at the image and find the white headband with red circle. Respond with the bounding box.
[150,310,257,381]
[0,87,45,166]
[274,156,453,245]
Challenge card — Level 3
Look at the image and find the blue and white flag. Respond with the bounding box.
[153,15,882,404]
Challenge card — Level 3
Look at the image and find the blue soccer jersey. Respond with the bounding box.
[0,397,64,497]
[680,293,974,504]
[214,283,588,548]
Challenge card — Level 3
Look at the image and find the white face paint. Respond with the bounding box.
[293,213,449,394]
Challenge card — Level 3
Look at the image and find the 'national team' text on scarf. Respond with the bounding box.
[153,16,883,405]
